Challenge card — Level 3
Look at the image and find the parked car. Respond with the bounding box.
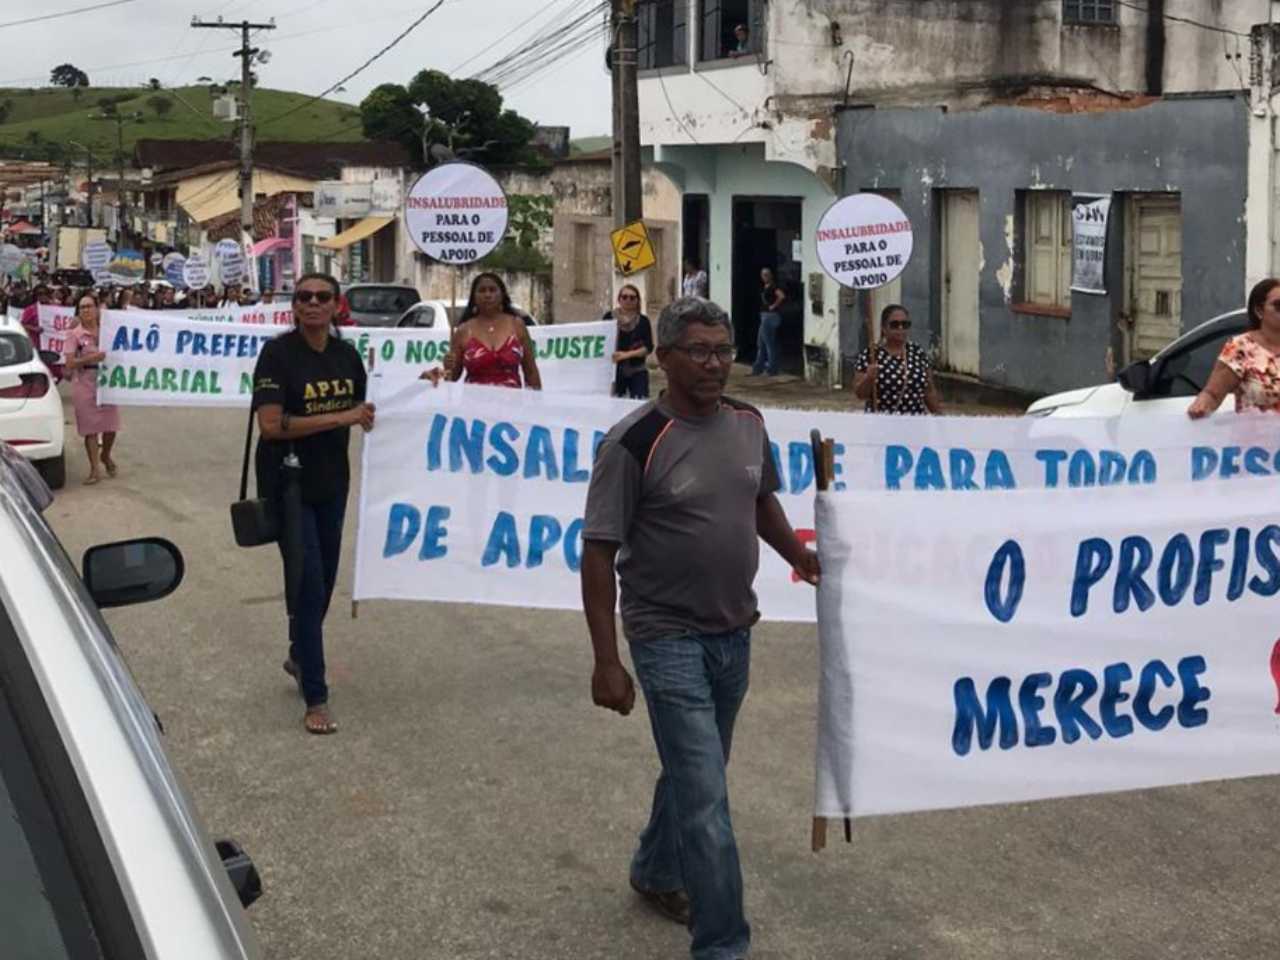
[0,313,66,489]
[343,284,421,327]
[395,300,539,330]
[0,442,263,958]
[1027,309,1247,418]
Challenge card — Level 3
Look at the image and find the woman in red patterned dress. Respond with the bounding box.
[421,273,542,389]
[1189,278,1280,418]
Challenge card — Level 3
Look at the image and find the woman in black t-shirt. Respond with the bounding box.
[604,284,654,398]
[251,272,374,735]
[750,267,787,377]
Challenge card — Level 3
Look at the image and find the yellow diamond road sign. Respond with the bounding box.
[610,220,657,276]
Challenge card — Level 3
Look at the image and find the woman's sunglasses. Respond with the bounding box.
[886,319,911,330]
[293,290,335,305]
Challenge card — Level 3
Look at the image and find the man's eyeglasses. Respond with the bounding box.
[294,290,335,305]
[672,343,735,364]
[886,319,912,330]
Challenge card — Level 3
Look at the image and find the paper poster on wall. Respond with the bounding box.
[1071,194,1111,295]
[815,193,913,290]
[404,162,509,265]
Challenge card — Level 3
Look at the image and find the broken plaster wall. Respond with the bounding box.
[837,93,1250,396]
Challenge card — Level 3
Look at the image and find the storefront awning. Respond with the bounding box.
[316,216,393,250]
[250,236,292,257]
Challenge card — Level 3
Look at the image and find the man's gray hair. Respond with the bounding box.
[657,296,733,348]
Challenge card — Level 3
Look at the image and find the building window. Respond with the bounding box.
[1023,192,1072,310]
[573,222,595,294]
[637,0,687,70]
[1063,0,1116,25]
[699,0,764,62]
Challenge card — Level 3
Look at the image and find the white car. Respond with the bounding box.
[396,300,539,329]
[1027,309,1247,418]
[0,314,66,488]
[0,442,262,958]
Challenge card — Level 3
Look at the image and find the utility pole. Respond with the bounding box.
[68,140,94,228]
[90,110,142,246]
[192,15,276,267]
[611,0,642,231]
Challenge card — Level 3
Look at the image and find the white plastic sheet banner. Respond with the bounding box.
[814,477,1280,819]
[95,311,618,407]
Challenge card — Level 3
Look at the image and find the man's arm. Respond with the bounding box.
[581,539,635,715]
[756,494,820,585]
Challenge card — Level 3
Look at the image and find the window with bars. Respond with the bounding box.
[1063,0,1116,25]
[637,0,687,70]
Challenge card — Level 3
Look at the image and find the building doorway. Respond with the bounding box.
[1125,193,1183,361]
[939,189,981,376]
[683,194,710,296]
[731,197,803,372]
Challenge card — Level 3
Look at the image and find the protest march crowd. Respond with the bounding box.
[11,252,1280,960]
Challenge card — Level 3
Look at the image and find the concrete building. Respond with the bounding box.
[637,0,1275,391]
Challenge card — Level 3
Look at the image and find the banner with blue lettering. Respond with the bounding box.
[814,478,1280,818]
[96,311,618,406]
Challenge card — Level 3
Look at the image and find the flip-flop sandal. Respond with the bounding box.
[304,705,337,735]
[103,460,118,477]
[83,474,101,486]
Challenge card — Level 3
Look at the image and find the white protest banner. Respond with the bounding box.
[404,162,508,264]
[1071,194,1111,295]
[814,476,1280,819]
[179,302,296,326]
[816,193,913,290]
[82,239,112,274]
[95,313,618,407]
[35,304,78,353]
[214,238,246,287]
[183,252,210,289]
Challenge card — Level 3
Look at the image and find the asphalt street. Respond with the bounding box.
[44,393,1279,960]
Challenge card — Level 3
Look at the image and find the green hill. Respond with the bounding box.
[0,86,366,161]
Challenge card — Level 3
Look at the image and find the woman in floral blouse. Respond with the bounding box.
[1189,278,1280,418]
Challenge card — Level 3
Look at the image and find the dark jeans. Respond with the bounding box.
[615,368,651,399]
[751,312,782,375]
[629,629,752,960]
[278,494,346,707]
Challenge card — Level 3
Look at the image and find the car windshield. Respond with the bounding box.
[347,288,418,314]
[1149,315,1248,399]
[0,332,34,367]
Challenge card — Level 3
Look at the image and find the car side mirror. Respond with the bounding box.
[38,349,61,367]
[82,538,184,609]
[1117,360,1152,398]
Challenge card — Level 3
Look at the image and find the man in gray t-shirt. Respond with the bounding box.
[581,297,819,960]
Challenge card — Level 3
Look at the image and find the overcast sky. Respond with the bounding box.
[6,0,612,137]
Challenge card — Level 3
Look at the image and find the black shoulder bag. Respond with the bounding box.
[230,405,279,547]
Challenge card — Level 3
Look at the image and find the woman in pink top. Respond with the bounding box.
[62,292,121,484]
[421,273,542,389]
[1189,278,1280,418]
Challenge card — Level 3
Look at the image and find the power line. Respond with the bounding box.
[471,0,607,86]
[0,0,137,30]
[449,0,579,75]
[256,0,449,130]
[1111,0,1248,39]
[654,66,699,145]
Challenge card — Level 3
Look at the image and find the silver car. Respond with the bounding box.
[343,284,421,327]
[0,442,262,959]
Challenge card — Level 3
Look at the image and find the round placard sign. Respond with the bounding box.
[183,253,211,289]
[214,237,246,286]
[82,240,113,273]
[404,162,509,264]
[163,252,187,288]
[815,194,914,290]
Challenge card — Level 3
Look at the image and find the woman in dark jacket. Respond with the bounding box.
[605,284,654,398]
[251,271,375,734]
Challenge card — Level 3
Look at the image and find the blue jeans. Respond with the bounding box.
[629,630,752,960]
[751,312,781,375]
[278,495,346,706]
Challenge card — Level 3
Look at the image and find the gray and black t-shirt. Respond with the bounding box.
[583,396,782,642]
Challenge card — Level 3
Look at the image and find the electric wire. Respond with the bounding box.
[0,0,137,30]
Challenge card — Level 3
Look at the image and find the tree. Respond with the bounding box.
[50,63,89,88]
[24,130,41,146]
[147,95,173,119]
[359,70,540,168]
[148,77,161,90]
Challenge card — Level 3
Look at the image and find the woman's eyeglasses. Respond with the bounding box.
[886,319,912,330]
[293,290,335,305]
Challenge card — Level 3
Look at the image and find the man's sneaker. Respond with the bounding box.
[629,877,691,926]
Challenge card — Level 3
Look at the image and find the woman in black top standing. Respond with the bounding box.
[853,304,943,415]
[605,283,654,398]
[251,272,375,734]
[750,267,786,377]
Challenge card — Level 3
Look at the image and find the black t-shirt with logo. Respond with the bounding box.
[252,329,367,504]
